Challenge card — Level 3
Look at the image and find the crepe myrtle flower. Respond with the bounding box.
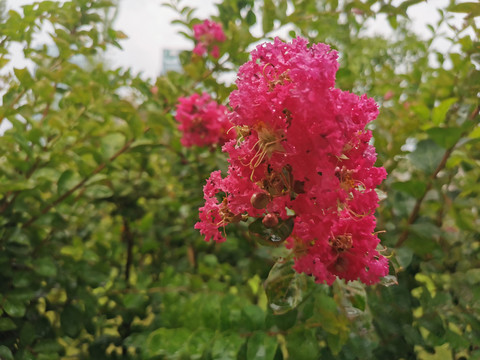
[175,92,236,148]
[193,19,226,58]
[195,37,388,285]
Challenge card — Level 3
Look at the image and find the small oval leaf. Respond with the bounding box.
[264,259,306,315]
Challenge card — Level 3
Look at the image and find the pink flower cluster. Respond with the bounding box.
[175,93,235,148]
[195,37,388,285]
[193,20,226,58]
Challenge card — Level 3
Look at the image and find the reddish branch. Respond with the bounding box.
[395,104,480,248]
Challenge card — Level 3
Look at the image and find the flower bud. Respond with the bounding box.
[262,213,279,228]
[250,191,270,209]
[383,90,394,100]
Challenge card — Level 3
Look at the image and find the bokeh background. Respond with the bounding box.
[0,0,479,359]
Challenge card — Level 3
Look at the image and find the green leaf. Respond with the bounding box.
[84,185,113,199]
[122,293,147,310]
[60,304,83,338]
[327,331,344,355]
[220,295,243,330]
[127,115,144,138]
[0,180,34,192]
[451,206,476,231]
[408,139,445,174]
[241,305,265,331]
[12,132,33,157]
[0,318,17,332]
[392,180,427,198]
[379,275,398,287]
[211,333,244,360]
[246,331,277,360]
[248,217,294,247]
[406,222,442,255]
[426,127,463,148]
[33,258,57,277]
[410,104,431,121]
[308,293,349,338]
[264,259,306,315]
[19,322,36,346]
[4,228,28,246]
[14,68,34,88]
[265,308,298,331]
[0,345,14,360]
[262,0,275,34]
[395,247,414,269]
[57,169,76,195]
[246,10,257,26]
[100,133,126,160]
[448,2,480,16]
[32,340,63,354]
[466,269,480,285]
[3,299,26,317]
[387,15,398,29]
[184,329,213,358]
[85,173,108,185]
[432,97,457,125]
[398,0,425,12]
[286,331,319,360]
[146,327,190,357]
[445,329,470,350]
[469,125,480,139]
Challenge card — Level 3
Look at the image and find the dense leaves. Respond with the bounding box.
[0,0,479,359]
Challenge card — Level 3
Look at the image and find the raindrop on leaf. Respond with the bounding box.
[379,275,398,287]
[264,258,307,314]
[248,217,294,247]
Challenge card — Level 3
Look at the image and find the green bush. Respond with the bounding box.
[0,0,479,359]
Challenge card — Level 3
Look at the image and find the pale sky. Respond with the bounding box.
[106,0,219,78]
[5,0,219,79]
[4,0,457,79]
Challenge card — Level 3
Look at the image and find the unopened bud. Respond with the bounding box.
[262,213,279,228]
[250,191,270,209]
[383,90,394,101]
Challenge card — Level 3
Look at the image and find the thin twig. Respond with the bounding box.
[123,217,134,284]
[22,131,147,229]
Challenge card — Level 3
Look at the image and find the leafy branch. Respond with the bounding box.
[396,104,480,248]
[22,128,150,229]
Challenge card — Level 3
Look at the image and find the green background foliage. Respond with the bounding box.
[0,0,479,359]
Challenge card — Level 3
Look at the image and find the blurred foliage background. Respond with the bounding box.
[0,0,479,359]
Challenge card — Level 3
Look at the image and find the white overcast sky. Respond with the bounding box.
[4,0,461,79]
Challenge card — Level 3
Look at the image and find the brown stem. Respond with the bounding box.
[39,84,57,125]
[123,217,134,284]
[22,132,146,229]
[395,104,480,248]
